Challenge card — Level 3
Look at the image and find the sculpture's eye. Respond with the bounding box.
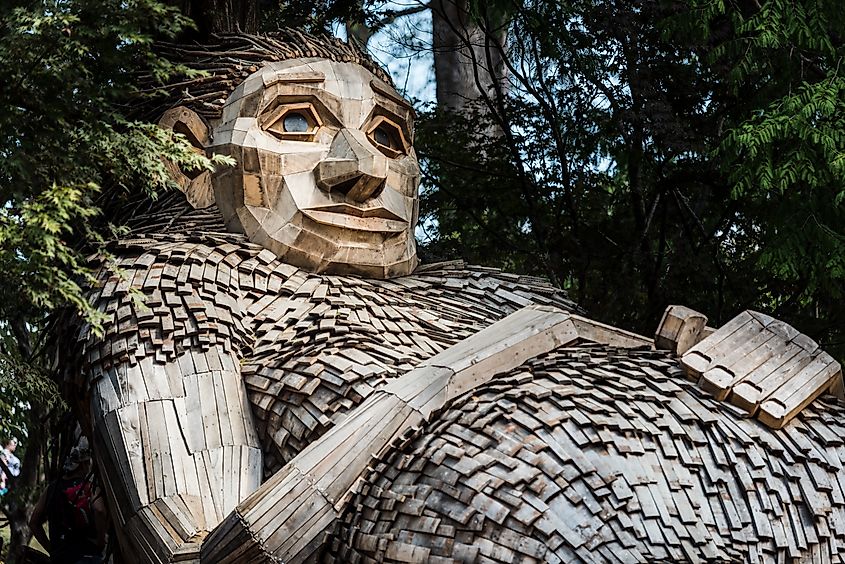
[366,116,407,158]
[261,103,321,141]
[374,126,392,148]
[283,112,309,133]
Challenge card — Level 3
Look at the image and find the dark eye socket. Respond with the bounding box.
[374,125,393,148]
[283,112,309,133]
[367,118,407,158]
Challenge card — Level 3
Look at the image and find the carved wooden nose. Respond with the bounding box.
[314,129,388,202]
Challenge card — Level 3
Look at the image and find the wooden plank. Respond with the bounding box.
[729,344,807,414]
[758,355,841,429]
[203,305,640,563]
[198,371,222,450]
[685,311,754,358]
[212,372,236,447]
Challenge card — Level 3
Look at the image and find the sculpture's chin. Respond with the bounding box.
[271,237,419,278]
[317,252,419,278]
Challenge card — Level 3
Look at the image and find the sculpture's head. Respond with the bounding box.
[155,32,418,278]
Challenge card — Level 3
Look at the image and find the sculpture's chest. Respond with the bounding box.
[240,269,516,469]
[80,235,573,472]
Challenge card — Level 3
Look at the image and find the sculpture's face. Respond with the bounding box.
[208,58,419,278]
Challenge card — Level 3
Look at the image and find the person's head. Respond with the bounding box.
[63,443,91,477]
[5,438,17,452]
[154,31,419,278]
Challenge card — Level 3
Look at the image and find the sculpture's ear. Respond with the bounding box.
[158,106,216,209]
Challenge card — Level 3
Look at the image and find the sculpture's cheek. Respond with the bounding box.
[385,149,420,197]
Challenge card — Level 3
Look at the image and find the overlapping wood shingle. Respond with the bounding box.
[60,196,578,560]
[62,193,845,562]
[328,345,845,563]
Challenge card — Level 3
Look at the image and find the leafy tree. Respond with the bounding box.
[687,0,845,355]
[418,0,732,325]
[416,0,845,360]
[0,1,224,558]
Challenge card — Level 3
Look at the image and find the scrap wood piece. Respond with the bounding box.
[680,310,842,429]
[654,305,709,356]
[329,345,839,563]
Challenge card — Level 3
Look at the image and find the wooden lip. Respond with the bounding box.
[307,203,404,221]
[302,209,408,233]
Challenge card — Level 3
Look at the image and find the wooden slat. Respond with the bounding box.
[759,354,842,429]
[681,309,841,429]
[202,305,652,562]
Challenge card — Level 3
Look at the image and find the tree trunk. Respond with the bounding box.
[431,0,508,111]
[168,0,261,37]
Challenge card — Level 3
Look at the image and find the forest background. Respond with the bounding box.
[0,0,843,560]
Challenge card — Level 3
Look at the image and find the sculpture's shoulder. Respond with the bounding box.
[242,260,578,381]
[399,260,578,315]
[241,260,578,471]
[331,342,845,563]
[63,207,279,394]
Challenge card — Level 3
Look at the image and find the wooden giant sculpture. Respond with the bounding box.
[62,31,845,563]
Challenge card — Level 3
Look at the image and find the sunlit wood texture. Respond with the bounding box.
[682,310,843,428]
[206,58,421,278]
[143,33,392,122]
[654,304,708,355]
[329,345,845,563]
[65,195,577,561]
[201,307,651,562]
[65,192,845,562]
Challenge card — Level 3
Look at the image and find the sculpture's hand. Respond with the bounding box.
[201,306,617,562]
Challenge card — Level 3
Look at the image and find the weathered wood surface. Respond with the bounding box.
[149,33,393,121]
[201,306,649,561]
[62,195,577,562]
[158,107,215,210]
[65,194,845,562]
[681,310,843,429]
[66,32,845,557]
[330,345,845,563]
[654,304,708,355]
[66,193,845,563]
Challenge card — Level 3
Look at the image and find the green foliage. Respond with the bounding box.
[692,0,845,352]
[419,0,728,323]
[0,2,231,549]
[0,322,62,445]
[721,76,845,292]
[417,0,845,359]
[0,1,225,328]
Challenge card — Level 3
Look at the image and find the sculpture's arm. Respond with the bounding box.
[77,247,263,563]
[89,344,262,563]
[201,307,647,562]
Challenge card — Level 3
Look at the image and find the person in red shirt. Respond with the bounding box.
[29,442,108,564]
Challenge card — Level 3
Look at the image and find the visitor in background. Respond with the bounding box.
[0,437,21,496]
[29,440,107,564]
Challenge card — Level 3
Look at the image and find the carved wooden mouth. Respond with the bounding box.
[301,208,408,233]
[305,203,405,222]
